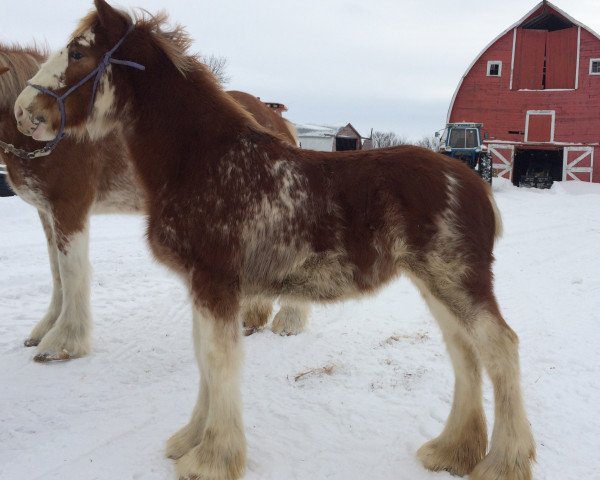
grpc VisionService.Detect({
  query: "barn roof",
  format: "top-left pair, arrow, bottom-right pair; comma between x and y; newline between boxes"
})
295,124 -> 340,138
446,1 -> 600,123
295,123 -> 362,139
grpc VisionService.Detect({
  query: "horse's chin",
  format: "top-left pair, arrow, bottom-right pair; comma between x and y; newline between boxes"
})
31,123 -> 56,142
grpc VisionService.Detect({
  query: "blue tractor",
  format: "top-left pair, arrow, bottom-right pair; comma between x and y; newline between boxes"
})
436,122 -> 492,184
0,164 -> 15,197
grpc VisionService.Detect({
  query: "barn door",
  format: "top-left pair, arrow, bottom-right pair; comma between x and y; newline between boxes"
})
546,27 -> 578,89
563,147 -> 593,181
525,110 -> 554,142
513,28 -> 546,90
489,144 -> 514,180
512,27 -> 578,90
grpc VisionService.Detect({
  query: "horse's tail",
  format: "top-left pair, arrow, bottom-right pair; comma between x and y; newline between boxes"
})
488,191 -> 503,241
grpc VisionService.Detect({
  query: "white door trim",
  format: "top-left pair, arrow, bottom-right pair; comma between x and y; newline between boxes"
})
563,146 -> 593,181
489,144 -> 514,179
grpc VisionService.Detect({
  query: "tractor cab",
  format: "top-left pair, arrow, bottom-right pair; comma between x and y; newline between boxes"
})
436,123 -> 492,183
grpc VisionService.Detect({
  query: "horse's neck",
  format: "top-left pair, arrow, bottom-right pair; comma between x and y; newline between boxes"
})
125,72 -> 256,196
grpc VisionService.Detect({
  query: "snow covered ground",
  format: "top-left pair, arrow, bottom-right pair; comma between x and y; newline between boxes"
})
1,178 -> 599,480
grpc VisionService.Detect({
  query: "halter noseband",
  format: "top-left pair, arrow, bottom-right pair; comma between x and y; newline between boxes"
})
1,24 -> 145,160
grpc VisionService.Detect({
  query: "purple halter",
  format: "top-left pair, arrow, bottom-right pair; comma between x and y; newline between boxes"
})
22,24 -> 145,159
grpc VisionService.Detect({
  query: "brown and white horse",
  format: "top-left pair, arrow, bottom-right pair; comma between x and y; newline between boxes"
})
14,2 -> 535,479
1,45 -> 305,362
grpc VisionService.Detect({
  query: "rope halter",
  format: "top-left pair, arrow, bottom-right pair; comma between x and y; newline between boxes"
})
2,24 -> 145,160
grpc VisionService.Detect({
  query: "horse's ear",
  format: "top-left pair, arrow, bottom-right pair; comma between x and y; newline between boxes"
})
94,0 -> 129,33
0,67 -> 9,76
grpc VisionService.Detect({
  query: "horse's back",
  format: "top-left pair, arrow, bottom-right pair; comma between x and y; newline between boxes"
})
227,91 -> 297,146
298,145 -> 497,249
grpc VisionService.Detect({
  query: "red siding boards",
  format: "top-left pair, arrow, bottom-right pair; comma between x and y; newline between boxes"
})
513,28 -> 546,90
527,114 -> 553,142
546,27 -> 578,89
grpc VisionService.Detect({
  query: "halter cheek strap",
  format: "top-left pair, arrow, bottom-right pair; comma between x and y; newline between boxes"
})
1,24 -> 145,160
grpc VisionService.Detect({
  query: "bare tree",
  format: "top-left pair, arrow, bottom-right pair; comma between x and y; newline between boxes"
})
202,54 -> 231,86
414,135 -> 438,151
371,130 -> 409,148
370,130 -> 439,151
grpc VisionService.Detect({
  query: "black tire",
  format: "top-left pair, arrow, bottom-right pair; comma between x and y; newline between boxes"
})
0,174 -> 15,197
478,152 -> 492,184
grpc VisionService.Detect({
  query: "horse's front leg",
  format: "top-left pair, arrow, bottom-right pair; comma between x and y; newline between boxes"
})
174,293 -> 246,480
166,307 -> 210,460
24,210 -> 63,347
33,212 -> 92,362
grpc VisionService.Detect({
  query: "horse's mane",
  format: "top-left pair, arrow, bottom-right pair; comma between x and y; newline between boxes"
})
0,42 -> 47,111
133,10 -> 199,77
75,9 -> 206,78
74,8 -> 262,128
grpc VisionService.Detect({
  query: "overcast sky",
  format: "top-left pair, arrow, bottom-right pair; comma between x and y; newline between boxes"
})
3,0 -> 599,139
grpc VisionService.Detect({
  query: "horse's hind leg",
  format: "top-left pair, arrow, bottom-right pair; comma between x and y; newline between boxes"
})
413,279 -> 487,475
469,308 -> 535,480
25,210 -> 63,347
413,273 -> 535,480
34,213 -> 92,362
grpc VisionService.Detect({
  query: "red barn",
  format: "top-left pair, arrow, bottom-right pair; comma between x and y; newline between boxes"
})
448,1 -> 600,184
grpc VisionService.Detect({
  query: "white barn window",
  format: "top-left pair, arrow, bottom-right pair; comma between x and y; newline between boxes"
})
590,58 -> 600,75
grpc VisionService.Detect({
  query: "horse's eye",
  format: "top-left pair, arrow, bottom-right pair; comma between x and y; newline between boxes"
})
69,51 -> 84,61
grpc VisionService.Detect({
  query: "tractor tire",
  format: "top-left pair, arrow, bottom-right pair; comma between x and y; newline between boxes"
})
0,175 -> 14,197
478,152 -> 492,184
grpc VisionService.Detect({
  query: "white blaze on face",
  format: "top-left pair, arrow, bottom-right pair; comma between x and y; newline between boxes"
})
31,48 -> 69,89
17,48 -> 68,105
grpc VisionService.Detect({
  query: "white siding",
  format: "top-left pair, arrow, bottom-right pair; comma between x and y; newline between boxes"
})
299,136 -> 335,151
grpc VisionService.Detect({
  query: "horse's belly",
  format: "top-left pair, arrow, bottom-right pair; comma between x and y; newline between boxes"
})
275,250 -> 358,301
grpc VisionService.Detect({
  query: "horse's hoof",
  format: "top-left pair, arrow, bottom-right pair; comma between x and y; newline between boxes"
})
243,326 -> 261,336
24,338 -> 41,347
34,349 -> 71,362
271,309 -> 307,336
